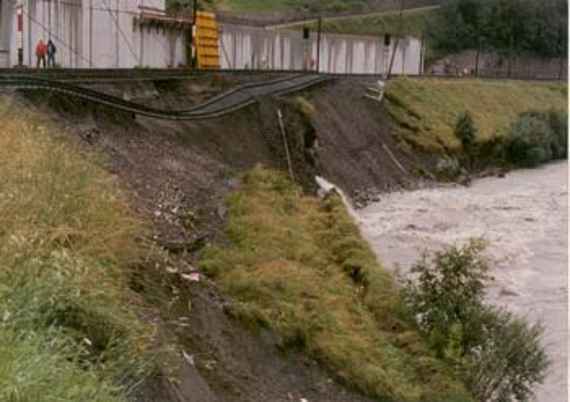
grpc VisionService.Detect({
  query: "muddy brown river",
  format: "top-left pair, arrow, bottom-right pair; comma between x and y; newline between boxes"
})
358,162 -> 568,402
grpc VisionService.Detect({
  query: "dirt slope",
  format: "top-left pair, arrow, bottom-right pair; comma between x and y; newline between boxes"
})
12,74 -> 431,402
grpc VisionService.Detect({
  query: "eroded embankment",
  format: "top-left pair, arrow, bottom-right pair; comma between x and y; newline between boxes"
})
6,74 -> 565,402
6,75 -> 435,402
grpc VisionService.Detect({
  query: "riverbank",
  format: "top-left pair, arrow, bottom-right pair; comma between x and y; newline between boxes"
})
2,73 -> 566,401
358,161 -> 568,402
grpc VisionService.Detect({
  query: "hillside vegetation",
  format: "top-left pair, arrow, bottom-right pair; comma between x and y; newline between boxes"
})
0,99 -> 154,401
429,0 -> 568,59
303,6 -> 439,38
169,0 -> 442,14
384,78 -> 567,152
200,167 -> 473,402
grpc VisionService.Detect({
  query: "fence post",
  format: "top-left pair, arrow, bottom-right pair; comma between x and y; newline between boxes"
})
475,37 -> 481,77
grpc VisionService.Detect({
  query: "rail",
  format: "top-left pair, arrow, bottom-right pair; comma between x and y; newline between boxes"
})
0,74 -> 330,120
0,68 -> 563,82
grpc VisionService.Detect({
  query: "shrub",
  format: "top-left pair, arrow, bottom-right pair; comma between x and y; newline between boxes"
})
463,307 -> 549,402
402,240 -> 550,402
506,113 -> 554,167
402,240 -> 491,357
505,109 -> 568,167
455,111 -> 477,154
546,109 -> 568,159
436,156 -> 462,179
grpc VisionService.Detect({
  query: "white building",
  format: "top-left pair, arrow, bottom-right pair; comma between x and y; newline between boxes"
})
220,24 -> 424,75
0,0 -> 189,68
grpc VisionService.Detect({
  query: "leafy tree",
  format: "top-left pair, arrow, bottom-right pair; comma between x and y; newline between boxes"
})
402,240 -> 550,402
430,0 -> 568,58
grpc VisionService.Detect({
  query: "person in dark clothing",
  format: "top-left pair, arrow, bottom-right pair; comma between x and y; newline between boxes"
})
47,40 -> 57,68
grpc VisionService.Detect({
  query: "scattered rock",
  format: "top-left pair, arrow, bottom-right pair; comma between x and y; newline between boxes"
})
499,288 -> 519,297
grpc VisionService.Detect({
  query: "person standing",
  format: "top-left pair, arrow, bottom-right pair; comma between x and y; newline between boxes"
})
47,40 -> 57,68
35,39 -> 47,68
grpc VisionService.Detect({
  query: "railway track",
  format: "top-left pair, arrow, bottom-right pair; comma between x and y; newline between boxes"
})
0,74 -> 329,120
0,68 -> 561,83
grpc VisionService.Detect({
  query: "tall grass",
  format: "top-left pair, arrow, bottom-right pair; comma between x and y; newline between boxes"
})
0,103 -> 153,401
200,167 -> 473,402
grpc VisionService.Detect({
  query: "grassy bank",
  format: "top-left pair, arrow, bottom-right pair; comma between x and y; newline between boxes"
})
0,100 -> 153,401
200,167 -> 472,402
384,78 -> 567,153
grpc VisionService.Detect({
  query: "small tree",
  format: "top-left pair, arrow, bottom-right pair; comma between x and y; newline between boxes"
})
455,111 -> 478,155
402,239 -> 490,357
403,240 -> 550,402
506,113 -> 554,167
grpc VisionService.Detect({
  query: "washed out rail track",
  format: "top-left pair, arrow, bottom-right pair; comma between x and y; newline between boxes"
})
0,73 -> 329,120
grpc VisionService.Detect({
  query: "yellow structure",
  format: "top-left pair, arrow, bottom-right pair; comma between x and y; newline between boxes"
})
195,11 -> 220,69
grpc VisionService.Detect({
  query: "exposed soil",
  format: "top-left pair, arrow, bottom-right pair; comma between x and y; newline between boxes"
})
11,74 -> 436,402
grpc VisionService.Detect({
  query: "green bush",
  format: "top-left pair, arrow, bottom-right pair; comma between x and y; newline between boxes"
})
455,111 -> 477,153
402,240 -> 550,402
547,109 -> 568,159
505,111 -> 558,167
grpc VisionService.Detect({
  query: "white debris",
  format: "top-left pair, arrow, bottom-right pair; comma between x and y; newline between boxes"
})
181,272 -> 201,282
182,351 -> 195,366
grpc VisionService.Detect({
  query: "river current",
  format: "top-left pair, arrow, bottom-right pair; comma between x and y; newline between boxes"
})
358,162 -> 568,402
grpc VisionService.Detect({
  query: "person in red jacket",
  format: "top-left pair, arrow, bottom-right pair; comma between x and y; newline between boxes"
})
36,39 -> 47,69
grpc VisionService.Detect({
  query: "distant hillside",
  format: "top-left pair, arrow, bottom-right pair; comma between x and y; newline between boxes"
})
167,0 -> 443,18
213,0 -> 442,13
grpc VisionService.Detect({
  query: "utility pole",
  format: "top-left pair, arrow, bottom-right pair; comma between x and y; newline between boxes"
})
475,36 -> 481,77
316,16 -> 322,73
192,0 -> 198,69
387,0 -> 404,79
89,0 -> 93,67
16,1 -> 24,66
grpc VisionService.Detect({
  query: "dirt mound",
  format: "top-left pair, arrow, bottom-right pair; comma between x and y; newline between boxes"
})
13,74 -> 432,402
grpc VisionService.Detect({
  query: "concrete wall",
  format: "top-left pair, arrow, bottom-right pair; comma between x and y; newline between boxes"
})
0,0 -> 13,67
3,0 -> 186,68
220,24 -> 423,75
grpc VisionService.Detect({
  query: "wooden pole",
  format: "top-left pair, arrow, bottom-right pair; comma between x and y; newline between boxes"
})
316,16 -> 322,72
192,0 -> 198,68
475,37 -> 481,77
387,0 -> 404,79
89,0 -> 93,67
277,109 -> 295,181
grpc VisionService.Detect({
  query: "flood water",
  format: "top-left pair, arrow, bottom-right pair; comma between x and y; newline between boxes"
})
358,162 -> 568,402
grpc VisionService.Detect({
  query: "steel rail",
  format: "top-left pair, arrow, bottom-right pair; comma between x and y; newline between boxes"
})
0,68 -> 562,83
0,74 -> 329,121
